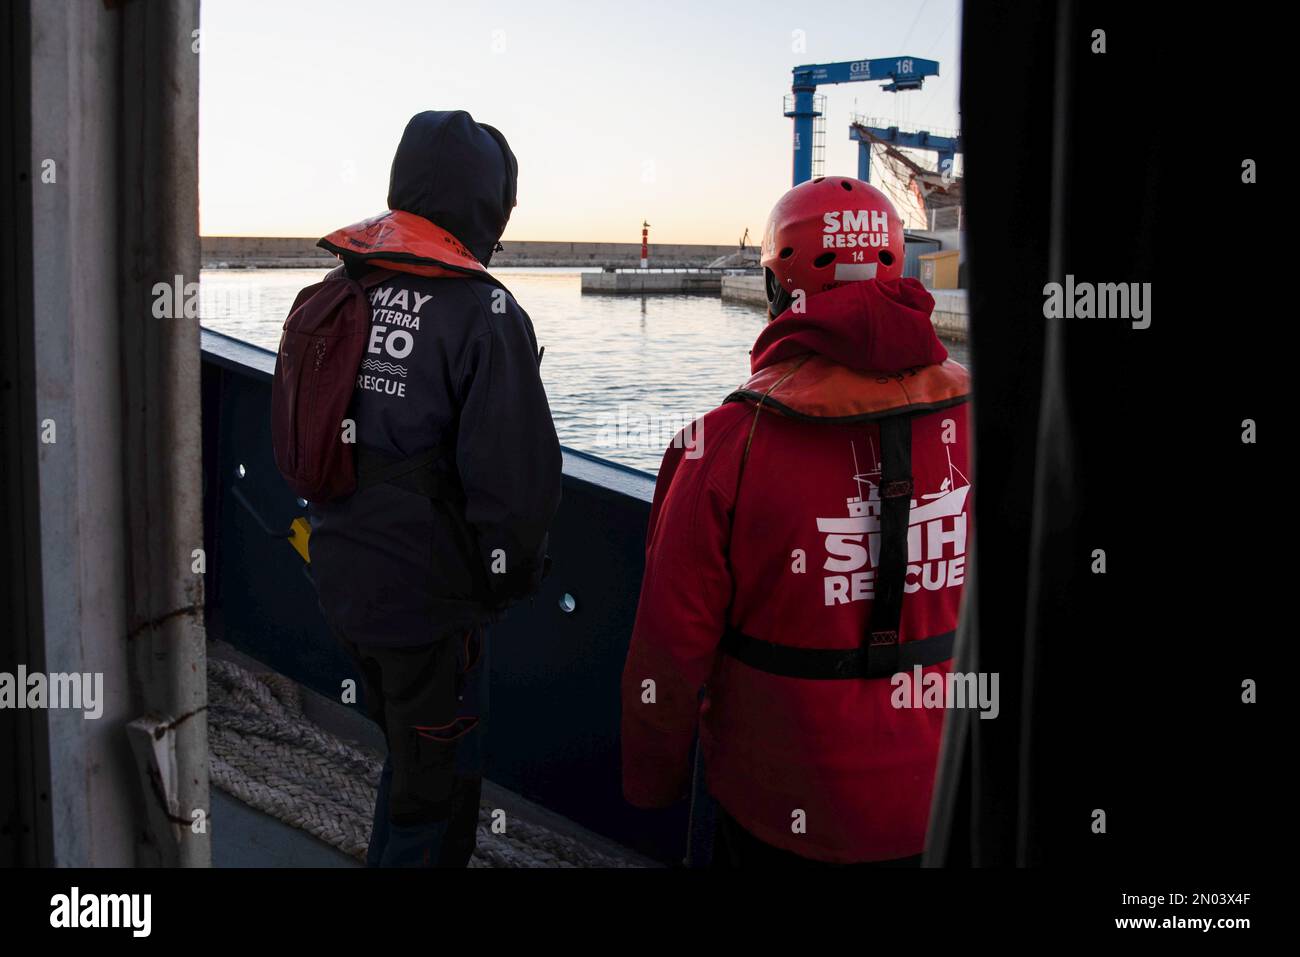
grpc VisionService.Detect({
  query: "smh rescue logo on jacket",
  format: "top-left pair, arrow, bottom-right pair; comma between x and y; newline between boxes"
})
818,438 -> 970,606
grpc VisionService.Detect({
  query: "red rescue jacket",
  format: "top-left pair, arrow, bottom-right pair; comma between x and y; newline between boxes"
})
620,278 -> 971,863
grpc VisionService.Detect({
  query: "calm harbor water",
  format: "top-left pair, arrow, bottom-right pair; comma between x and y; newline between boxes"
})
200,267 -> 968,474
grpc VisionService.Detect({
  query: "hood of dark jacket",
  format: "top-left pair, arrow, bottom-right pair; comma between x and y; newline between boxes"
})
387,110 -> 518,266
749,277 -> 948,374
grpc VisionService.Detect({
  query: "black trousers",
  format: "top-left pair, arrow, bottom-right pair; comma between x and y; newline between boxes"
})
341,629 -> 487,867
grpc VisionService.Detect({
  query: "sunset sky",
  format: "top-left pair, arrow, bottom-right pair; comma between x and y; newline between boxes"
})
198,0 -> 961,244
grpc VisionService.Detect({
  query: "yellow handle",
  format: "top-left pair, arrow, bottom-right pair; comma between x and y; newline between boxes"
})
288,516 -> 311,563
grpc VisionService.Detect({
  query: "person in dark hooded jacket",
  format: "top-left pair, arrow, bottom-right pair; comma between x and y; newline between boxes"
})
620,178 -> 972,866
307,111 -> 561,867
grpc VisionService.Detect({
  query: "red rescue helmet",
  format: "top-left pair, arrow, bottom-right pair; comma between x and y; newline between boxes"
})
761,176 -> 905,316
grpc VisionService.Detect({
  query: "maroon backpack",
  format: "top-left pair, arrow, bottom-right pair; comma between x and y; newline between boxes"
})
271,268 -> 395,502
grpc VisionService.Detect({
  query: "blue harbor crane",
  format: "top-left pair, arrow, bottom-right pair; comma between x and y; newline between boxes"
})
850,118 -> 963,184
785,55 -> 940,185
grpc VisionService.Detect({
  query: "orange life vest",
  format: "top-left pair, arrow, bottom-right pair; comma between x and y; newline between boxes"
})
318,209 -> 501,285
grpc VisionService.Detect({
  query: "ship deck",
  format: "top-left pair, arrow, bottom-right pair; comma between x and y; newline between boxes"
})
208,640 -> 657,868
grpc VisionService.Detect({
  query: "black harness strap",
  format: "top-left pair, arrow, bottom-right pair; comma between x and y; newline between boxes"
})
721,627 -> 954,680
355,446 -> 464,502
867,414 -> 914,676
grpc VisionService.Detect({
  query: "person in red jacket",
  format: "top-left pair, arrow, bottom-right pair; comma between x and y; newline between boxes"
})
620,176 -> 971,866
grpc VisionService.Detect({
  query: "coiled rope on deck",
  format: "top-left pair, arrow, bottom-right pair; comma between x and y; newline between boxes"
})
207,658 -> 638,868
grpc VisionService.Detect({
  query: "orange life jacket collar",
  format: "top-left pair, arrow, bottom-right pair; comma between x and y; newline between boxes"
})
727,354 -> 970,422
318,210 -> 502,286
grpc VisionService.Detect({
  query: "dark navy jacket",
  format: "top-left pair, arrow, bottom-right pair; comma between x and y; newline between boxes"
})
308,111 -> 561,647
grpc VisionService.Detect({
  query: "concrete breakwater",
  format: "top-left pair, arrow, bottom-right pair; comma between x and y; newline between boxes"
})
200,240 -> 968,339
720,274 -> 768,306
719,275 -> 968,341
202,236 -> 742,269
580,270 -> 733,295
